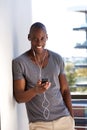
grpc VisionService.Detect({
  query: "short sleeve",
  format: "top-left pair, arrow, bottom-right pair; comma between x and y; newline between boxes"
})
59,58 -> 65,74
12,60 -> 24,80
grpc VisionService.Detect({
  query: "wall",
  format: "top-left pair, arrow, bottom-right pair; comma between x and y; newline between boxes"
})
0,0 -> 32,130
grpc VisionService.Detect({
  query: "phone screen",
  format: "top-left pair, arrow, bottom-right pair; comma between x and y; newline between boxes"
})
42,78 -> 48,84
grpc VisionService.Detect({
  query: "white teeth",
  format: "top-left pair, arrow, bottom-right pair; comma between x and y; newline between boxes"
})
37,46 -> 42,48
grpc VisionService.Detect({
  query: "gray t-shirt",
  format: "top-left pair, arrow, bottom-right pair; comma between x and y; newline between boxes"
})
12,50 -> 70,123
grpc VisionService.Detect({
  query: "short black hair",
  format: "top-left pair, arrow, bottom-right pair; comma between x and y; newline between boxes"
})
29,22 -> 47,34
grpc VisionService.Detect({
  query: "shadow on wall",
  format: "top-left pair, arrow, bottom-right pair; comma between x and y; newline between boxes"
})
12,0 -> 32,59
11,0 -> 32,130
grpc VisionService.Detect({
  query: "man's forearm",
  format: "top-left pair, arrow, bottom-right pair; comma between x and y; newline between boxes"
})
62,90 -> 74,117
14,87 -> 37,103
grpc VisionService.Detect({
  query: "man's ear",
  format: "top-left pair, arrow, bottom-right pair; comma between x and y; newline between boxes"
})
28,34 -> 31,41
46,34 -> 48,40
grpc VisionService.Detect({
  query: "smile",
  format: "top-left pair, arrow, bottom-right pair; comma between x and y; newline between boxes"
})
36,46 -> 42,49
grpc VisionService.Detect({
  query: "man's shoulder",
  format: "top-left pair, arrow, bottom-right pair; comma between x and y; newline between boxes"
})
12,51 -> 28,64
13,51 -> 28,61
49,50 -> 62,59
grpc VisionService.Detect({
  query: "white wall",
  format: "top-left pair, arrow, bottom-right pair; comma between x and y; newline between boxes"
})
0,0 -> 32,130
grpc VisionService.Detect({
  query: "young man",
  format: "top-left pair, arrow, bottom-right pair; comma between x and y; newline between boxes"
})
12,22 -> 75,130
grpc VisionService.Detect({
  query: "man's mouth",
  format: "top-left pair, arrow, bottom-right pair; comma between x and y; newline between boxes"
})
36,46 -> 42,49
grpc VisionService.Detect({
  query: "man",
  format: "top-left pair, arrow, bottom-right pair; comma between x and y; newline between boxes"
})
12,22 -> 75,130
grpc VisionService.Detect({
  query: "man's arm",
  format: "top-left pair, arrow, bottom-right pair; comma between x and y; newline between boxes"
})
13,79 -> 37,103
59,74 -> 74,117
13,79 -> 51,103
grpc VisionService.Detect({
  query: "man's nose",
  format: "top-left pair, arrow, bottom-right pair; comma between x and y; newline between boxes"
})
36,39 -> 41,43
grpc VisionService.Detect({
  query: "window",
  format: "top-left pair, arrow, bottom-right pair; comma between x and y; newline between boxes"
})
32,1 -> 87,129
32,0 -> 87,97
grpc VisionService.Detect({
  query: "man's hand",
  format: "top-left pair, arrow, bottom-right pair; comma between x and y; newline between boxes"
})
34,80 -> 51,94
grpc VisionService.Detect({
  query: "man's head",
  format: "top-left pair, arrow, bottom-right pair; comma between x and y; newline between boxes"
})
28,22 -> 48,54
29,22 -> 47,36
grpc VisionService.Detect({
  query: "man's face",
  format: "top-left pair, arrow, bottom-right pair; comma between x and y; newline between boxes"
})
29,29 -> 48,54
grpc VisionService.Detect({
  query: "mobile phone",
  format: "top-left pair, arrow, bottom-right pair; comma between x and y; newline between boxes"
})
42,78 -> 48,84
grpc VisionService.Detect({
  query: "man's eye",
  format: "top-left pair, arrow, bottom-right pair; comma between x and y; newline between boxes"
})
32,38 -> 37,41
31,37 -> 46,42
41,37 -> 46,41
41,37 -> 44,40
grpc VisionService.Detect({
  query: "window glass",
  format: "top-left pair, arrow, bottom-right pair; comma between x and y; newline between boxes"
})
32,0 -> 87,95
